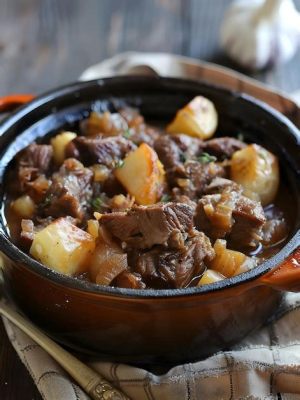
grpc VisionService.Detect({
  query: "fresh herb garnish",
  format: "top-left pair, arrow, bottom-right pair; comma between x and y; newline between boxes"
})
180,152 -> 188,163
91,194 -> 110,211
161,194 -> 171,203
197,152 -> 217,164
91,197 -> 103,211
115,160 -> 125,169
40,194 -> 52,208
123,128 -> 132,139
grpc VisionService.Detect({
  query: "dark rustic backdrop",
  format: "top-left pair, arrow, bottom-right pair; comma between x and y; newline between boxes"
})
1,0 -> 300,399
1,0 -> 300,96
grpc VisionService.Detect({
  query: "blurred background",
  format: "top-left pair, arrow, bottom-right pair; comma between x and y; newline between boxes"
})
0,0 -> 300,96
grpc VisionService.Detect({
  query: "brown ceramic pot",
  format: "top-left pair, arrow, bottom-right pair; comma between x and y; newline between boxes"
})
0,77 -> 299,364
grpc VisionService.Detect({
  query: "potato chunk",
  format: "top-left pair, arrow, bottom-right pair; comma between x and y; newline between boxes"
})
208,239 -> 256,277
11,195 -> 35,218
166,96 -> 218,139
230,144 -> 279,206
51,131 -> 77,165
198,269 -> 225,285
30,218 -> 95,275
115,143 -> 165,205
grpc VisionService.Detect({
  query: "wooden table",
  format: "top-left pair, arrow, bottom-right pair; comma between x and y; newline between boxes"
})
0,0 -> 300,398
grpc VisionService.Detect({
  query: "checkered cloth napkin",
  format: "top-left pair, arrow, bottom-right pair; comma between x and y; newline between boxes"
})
2,53 -> 300,399
3,292 -> 300,400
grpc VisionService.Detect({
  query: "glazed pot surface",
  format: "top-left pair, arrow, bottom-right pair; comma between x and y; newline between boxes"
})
2,253 -> 282,364
0,77 -> 299,363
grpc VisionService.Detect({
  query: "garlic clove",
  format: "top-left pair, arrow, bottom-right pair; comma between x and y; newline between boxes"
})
220,0 -> 300,70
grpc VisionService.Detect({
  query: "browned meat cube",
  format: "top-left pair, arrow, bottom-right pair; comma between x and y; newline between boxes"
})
195,191 -> 266,248
17,143 -> 53,189
132,231 -> 214,289
66,135 -> 136,168
100,202 -> 194,249
203,137 -> 246,159
43,158 -> 93,221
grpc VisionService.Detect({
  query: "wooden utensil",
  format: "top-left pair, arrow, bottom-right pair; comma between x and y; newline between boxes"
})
0,299 -> 130,400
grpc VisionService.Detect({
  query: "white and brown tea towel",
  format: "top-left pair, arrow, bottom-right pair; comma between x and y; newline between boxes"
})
4,292 -> 300,399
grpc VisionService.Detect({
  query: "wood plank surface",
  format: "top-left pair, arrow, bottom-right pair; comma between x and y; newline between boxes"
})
0,0 -> 299,398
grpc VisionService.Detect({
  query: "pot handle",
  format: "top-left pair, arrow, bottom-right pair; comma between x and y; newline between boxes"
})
0,94 -> 35,113
257,247 -> 300,292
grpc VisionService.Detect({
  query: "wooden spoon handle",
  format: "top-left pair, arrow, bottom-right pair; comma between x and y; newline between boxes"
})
0,301 -> 130,400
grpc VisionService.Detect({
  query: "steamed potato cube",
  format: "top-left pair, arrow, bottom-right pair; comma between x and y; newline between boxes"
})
115,143 -> 165,205
230,144 -> 279,206
30,218 -> 95,275
198,269 -> 225,285
51,131 -> 77,165
11,195 -> 36,218
166,96 -> 218,139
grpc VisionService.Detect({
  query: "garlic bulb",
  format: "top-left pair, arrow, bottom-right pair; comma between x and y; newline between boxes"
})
220,0 -> 300,69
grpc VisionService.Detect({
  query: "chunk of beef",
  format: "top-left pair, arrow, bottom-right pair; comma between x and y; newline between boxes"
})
170,192 -> 197,211
195,191 -> 266,248
101,175 -> 126,197
203,137 -> 246,159
18,143 -> 53,172
112,271 -> 146,289
26,175 -> 51,203
132,231 -> 214,289
154,135 -> 225,200
17,144 -> 53,189
100,202 -> 194,249
204,177 -> 242,195
169,161 -> 226,200
229,196 -> 266,248
154,134 -> 202,170
43,158 -> 93,221
129,126 -> 161,147
66,136 -> 136,168
195,192 -> 236,239
154,135 -> 181,170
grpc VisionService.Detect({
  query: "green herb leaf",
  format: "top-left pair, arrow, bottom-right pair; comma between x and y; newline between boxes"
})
115,160 -> 125,169
40,194 -> 52,208
197,152 -> 217,164
91,197 -> 103,210
180,152 -> 188,163
161,194 -> 171,203
123,128 -> 132,139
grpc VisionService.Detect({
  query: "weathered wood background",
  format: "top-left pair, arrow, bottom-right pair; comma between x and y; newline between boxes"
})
0,0 -> 300,398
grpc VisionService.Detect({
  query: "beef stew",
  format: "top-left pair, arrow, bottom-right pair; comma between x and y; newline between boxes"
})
4,96 -> 289,289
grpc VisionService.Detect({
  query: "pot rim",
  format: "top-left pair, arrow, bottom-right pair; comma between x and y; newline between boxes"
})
0,75 -> 299,299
